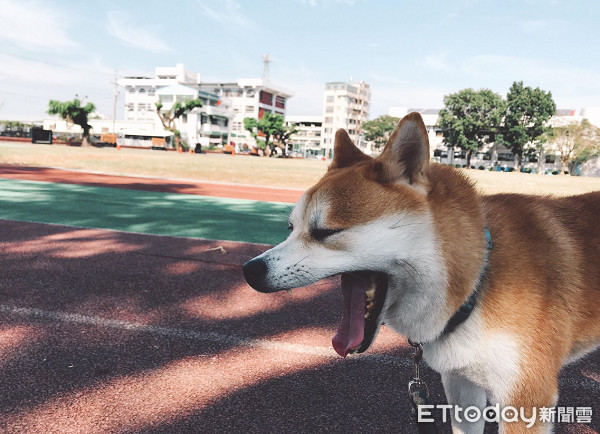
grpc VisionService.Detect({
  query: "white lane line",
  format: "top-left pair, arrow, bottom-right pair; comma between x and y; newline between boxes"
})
0,304 -> 409,367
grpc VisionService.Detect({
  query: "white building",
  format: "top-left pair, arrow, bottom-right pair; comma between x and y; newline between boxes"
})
115,64 -> 234,148
199,79 -> 293,151
155,84 -> 232,148
581,107 -> 600,127
321,80 -> 371,158
118,64 -> 201,124
285,115 -> 323,157
42,117 -> 160,137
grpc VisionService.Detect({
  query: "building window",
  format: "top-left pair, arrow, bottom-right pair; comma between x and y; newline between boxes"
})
258,108 -> 271,119
259,91 -> 273,105
246,106 -> 254,113
325,106 -> 334,113
545,154 -> 556,164
246,89 -> 255,97
324,117 -> 333,123
326,95 -> 334,103
126,103 -> 134,112
275,95 -> 285,109
139,88 -> 146,93
182,114 -> 187,124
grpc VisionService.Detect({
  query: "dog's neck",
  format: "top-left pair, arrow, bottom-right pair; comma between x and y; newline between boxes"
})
427,165 -> 487,322
384,165 -> 488,342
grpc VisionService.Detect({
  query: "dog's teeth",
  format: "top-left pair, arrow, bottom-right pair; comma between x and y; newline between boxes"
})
285,289 -> 293,295
366,287 -> 375,301
364,313 -> 370,319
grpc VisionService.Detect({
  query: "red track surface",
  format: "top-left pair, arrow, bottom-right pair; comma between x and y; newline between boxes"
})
0,164 -> 304,203
0,165 -> 598,433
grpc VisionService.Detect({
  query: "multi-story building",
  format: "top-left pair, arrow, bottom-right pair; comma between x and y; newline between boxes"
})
116,64 -> 292,150
284,115 -> 323,157
320,80 -> 370,158
118,64 -> 201,124
154,84 -> 232,148
117,64 -> 233,147
199,79 -> 293,151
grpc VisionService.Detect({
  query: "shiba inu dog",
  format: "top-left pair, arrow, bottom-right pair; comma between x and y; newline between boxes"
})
243,113 -> 600,433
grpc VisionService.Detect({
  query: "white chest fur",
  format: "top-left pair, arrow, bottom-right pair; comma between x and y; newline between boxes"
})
422,311 -> 522,404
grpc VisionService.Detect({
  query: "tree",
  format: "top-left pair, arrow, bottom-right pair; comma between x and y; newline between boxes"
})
48,98 -> 96,146
274,122 -> 299,157
244,112 -> 286,156
0,121 -> 32,137
362,115 -> 401,150
243,117 -> 262,150
155,98 -> 203,150
549,119 -> 600,175
497,81 -> 556,172
438,88 -> 505,168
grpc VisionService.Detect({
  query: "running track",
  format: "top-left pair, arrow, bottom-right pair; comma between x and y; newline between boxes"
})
0,163 -> 598,433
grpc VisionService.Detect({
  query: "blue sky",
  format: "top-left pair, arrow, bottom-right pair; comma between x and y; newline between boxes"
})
1,0 -> 599,121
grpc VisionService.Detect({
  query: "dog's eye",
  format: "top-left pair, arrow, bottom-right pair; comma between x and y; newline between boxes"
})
311,228 -> 343,241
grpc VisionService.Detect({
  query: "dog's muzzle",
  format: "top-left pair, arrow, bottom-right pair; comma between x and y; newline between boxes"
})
242,257 -> 271,292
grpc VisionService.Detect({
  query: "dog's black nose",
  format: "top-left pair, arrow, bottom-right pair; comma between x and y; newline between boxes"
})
242,257 -> 268,290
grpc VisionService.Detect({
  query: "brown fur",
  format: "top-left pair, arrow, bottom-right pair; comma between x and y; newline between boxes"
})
273,112 -> 599,432
320,115 -> 600,430
480,191 -> 600,412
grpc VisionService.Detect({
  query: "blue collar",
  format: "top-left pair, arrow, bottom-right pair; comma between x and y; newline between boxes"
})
442,228 -> 493,336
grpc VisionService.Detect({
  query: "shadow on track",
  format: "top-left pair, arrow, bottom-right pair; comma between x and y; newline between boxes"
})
0,220 -> 598,433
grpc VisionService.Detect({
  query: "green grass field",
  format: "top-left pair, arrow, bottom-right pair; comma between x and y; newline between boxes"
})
2,141 -> 600,196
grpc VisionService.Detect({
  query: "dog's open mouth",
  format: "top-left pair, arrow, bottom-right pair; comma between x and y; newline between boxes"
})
332,271 -> 388,357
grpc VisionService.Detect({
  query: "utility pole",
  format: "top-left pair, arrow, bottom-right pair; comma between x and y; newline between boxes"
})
112,70 -> 119,134
262,53 -> 270,80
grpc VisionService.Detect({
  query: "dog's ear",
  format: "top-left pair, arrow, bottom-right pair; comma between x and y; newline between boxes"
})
377,112 -> 430,185
329,129 -> 371,170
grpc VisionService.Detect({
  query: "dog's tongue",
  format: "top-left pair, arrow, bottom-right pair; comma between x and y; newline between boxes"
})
332,273 -> 366,357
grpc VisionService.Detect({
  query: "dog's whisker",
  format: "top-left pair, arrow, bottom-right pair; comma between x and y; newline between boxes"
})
269,192 -> 294,215
292,255 -> 310,268
396,259 -> 426,288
